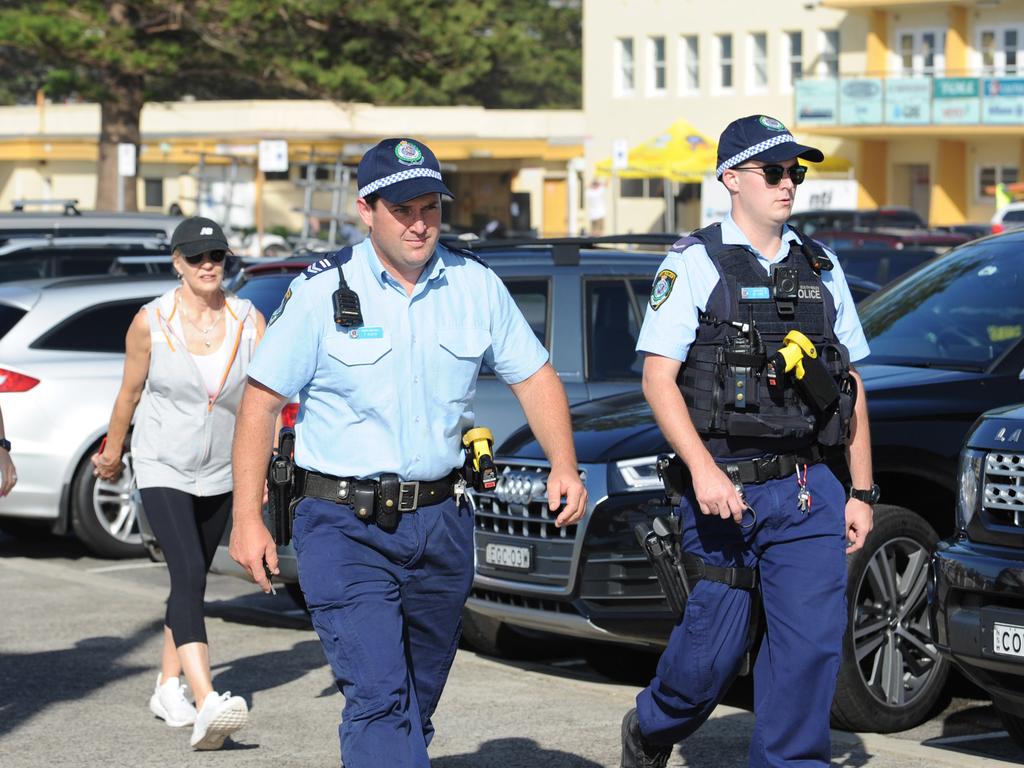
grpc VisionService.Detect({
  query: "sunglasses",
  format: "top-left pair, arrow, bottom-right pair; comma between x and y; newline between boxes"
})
731,164 -> 807,186
184,250 -> 227,265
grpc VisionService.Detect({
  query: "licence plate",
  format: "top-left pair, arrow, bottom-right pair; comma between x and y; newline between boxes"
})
993,622 -> 1024,658
485,543 -> 532,571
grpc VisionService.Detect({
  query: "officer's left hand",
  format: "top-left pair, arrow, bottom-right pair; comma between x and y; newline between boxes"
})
547,464 -> 587,528
845,499 -> 873,553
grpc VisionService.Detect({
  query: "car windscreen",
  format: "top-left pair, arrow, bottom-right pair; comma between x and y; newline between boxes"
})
234,273 -> 296,320
860,237 -> 1024,369
863,210 -> 925,229
0,303 -> 27,339
0,246 -> 171,283
836,248 -> 938,285
1002,209 -> 1024,224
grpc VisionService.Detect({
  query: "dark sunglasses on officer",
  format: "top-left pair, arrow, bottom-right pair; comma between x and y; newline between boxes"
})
184,249 -> 228,266
731,164 -> 807,186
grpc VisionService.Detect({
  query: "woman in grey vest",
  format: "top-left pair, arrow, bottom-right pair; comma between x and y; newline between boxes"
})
93,217 -> 265,750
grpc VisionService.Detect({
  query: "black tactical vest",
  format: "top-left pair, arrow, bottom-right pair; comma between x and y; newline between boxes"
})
675,224 -> 854,459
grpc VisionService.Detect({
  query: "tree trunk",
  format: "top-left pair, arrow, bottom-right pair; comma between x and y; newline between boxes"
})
95,74 -> 144,212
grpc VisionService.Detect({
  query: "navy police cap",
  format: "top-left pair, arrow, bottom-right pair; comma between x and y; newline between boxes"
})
715,115 -> 824,179
357,138 -> 454,203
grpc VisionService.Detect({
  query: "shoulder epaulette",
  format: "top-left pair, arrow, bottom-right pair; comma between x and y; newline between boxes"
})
303,248 -> 354,279
670,235 -> 703,254
447,245 -> 491,270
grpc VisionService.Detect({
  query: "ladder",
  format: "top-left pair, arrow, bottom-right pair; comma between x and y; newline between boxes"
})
292,149 -> 355,248
187,151 -> 252,236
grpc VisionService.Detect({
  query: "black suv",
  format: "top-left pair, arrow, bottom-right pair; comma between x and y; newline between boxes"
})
930,403 -> 1024,748
466,229 -> 1024,733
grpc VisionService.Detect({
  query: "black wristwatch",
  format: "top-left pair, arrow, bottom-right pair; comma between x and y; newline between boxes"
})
0,438 -> 10,452
849,483 -> 880,505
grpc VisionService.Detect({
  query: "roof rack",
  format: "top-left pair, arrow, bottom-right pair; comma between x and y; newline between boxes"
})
11,199 -> 81,216
466,233 -> 681,266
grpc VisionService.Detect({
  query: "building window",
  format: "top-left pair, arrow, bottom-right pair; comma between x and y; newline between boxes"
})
980,28 -> 1023,76
821,30 -> 839,78
782,31 -> 802,91
749,32 -> 768,92
615,37 -> 635,96
717,33 -> 734,91
895,29 -> 946,76
647,36 -> 666,95
899,33 -> 914,76
143,178 -> 163,209
680,35 -> 700,93
981,30 -> 997,75
978,166 -> 1020,201
620,178 -> 664,199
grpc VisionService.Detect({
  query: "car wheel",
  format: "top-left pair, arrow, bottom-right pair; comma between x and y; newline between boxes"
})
831,504 -> 950,733
999,708 -> 1024,750
70,448 -> 145,559
460,608 -> 507,656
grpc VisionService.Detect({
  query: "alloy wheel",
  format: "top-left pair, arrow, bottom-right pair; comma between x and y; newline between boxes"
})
90,454 -> 142,545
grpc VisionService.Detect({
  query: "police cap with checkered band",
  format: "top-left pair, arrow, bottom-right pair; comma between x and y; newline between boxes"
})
357,138 -> 454,203
715,115 -> 824,180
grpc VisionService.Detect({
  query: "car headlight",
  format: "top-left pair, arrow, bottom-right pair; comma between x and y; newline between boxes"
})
956,448 -> 985,531
614,455 -> 667,492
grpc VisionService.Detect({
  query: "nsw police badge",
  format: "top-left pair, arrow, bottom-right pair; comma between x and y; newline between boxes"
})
650,269 -> 677,310
395,140 -> 424,165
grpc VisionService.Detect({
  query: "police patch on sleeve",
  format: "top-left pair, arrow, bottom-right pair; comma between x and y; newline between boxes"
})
650,269 -> 677,310
268,289 -> 291,326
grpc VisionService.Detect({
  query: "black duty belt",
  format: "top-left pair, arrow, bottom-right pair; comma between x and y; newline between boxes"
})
721,445 -> 830,485
294,467 -> 457,512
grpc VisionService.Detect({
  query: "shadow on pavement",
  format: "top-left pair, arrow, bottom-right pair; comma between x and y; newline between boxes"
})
433,737 -> 604,767
211,638 -> 329,708
0,621 -> 156,738
0,529 -> 94,562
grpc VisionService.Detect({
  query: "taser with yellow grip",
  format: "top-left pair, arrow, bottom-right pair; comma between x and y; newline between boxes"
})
462,427 -> 498,491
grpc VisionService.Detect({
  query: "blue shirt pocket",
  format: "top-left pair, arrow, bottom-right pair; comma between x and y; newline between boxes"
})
323,332 -> 393,411
435,327 -> 491,405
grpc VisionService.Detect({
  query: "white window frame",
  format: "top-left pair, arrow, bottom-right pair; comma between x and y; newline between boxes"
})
781,30 -> 803,93
819,29 -> 840,78
977,25 -> 1023,76
893,28 -> 946,77
747,32 -> 768,94
977,165 -> 1020,202
715,33 -> 734,93
614,37 -> 635,97
647,36 -> 667,96
679,34 -> 700,95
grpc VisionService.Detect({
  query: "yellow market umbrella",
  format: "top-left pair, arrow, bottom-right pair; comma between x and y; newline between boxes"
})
596,119 -> 718,183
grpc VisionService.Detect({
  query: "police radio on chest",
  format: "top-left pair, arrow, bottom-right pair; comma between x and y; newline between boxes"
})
333,262 -> 363,327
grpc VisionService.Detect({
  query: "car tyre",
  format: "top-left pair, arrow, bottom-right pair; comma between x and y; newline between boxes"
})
70,446 -> 146,559
999,708 -> 1024,750
831,504 -> 950,732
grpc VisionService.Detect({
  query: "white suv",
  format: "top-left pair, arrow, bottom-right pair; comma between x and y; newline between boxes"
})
991,201 -> 1024,234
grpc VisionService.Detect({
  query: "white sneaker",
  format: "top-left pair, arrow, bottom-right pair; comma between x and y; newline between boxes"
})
190,691 -> 248,750
148,674 -> 197,727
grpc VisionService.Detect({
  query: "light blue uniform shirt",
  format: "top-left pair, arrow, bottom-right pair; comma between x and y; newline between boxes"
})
636,213 -> 871,363
248,239 -> 548,480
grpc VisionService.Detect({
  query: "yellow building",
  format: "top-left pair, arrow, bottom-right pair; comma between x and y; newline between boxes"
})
584,0 -> 1023,230
0,100 -> 585,237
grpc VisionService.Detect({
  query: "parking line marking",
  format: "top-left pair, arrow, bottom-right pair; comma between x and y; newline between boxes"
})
87,562 -> 167,574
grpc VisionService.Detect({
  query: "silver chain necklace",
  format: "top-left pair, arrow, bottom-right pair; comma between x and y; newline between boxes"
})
179,298 -> 224,348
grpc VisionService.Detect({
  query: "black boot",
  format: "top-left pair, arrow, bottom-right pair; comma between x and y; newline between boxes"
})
621,708 -> 671,768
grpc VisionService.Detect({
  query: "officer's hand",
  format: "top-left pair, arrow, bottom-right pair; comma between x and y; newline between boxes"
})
91,449 -> 124,482
693,461 -> 746,523
229,519 -> 279,593
0,449 -> 16,497
548,464 -> 587,528
845,499 -> 873,553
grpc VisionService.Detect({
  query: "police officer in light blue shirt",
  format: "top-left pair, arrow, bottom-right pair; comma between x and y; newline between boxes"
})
229,137 -> 586,768
620,116 -> 877,768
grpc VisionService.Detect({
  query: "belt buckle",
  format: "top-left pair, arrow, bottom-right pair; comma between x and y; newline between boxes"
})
398,481 -> 420,512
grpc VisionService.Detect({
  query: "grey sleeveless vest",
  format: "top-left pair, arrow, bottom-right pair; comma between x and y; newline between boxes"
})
131,288 -> 257,495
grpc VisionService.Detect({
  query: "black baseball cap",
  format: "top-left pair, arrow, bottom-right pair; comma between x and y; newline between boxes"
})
357,138 -> 453,203
170,216 -> 230,258
715,115 -> 824,179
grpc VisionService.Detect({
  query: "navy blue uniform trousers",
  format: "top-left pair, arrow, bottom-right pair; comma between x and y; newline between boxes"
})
636,462 -> 848,767
292,495 -> 474,768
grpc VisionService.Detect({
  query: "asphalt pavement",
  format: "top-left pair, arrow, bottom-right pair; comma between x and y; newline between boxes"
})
0,532 -> 1022,768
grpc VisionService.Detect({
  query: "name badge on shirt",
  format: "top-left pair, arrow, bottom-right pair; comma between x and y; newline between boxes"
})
349,326 -> 384,340
740,286 -> 771,300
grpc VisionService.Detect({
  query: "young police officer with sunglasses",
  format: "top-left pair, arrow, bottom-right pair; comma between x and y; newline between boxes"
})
620,115 -> 877,768
229,137 -> 586,768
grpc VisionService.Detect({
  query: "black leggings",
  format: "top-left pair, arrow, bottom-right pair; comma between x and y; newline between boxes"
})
140,487 -> 232,647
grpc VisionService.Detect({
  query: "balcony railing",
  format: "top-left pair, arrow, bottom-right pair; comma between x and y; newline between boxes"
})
794,74 -> 1024,127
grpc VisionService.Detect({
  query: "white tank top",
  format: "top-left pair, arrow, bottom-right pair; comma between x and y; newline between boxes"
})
190,332 -> 233,397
